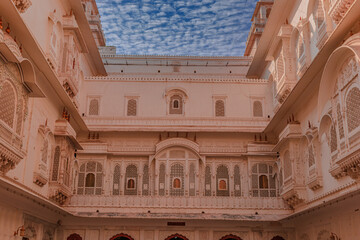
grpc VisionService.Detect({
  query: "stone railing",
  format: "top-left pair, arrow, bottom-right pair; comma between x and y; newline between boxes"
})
67,195 -> 289,210
83,117 -> 269,132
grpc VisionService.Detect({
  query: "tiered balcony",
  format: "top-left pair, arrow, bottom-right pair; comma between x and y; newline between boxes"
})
66,195 -> 291,218
329,0 -> 355,24
0,121 -> 24,173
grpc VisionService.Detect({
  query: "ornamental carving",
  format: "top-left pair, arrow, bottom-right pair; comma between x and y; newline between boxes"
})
337,56 -> 358,90
330,0 -> 355,24
12,0 -> 32,13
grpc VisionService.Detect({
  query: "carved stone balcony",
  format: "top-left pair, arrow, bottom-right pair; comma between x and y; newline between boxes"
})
329,0 -> 355,24
329,144 -> 360,179
54,119 -> 82,149
84,116 -> 269,133
280,180 -> 307,207
12,0 -> 32,13
66,195 -> 291,219
275,76 -> 295,104
49,182 -> 72,205
0,121 -> 25,174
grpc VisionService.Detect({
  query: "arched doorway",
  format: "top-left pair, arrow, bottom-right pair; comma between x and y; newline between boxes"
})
271,236 -> 285,240
220,234 -> 243,240
67,233 -> 82,240
165,233 -> 189,240
109,233 -> 134,240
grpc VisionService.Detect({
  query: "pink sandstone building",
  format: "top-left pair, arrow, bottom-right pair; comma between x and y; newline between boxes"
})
0,0 -> 360,239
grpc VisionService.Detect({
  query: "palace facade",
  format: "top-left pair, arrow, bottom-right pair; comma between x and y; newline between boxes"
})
0,0 -> 360,239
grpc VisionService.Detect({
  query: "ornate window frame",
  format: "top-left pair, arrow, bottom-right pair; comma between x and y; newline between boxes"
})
212,95 -> 227,117
165,88 -> 188,116
125,94 -> 139,116
87,96 -> 101,116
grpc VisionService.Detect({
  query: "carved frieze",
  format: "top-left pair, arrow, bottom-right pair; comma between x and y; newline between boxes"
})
329,0 -> 356,24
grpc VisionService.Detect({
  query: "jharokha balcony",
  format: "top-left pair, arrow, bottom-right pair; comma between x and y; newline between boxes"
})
65,195 -> 291,220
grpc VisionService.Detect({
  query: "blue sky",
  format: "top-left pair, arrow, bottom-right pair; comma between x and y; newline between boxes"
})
96,0 -> 257,56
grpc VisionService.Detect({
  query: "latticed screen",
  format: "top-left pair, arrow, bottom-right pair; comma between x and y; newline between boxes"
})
170,163 -> 184,196
296,34 -> 305,59
216,165 -> 229,196
51,146 -> 61,181
189,163 -> 195,196
159,163 -> 165,196
253,101 -> 263,117
88,99 -> 99,116
142,164 -> 149,196
276,51 -> 284,80
41,139 -> 49,164
330,124 -> 338,153
113,165 -> 120,195
169,95 -> 183,114
283,151 -> 292,179
125,164 -> 138,195
215,100 -> 225,117
234,165 -> 241,196
205,165 -> 211,196
308,145 -> 315,168
127,99 -> 137,116
77,162 -> 103,195
346,87 -> 360,132
0,81 -> 16,128
336,104 -> 345,139
16,99 -> 24,135
251,163 -> 277,197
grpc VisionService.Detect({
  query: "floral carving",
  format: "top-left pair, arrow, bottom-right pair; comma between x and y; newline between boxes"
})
12,0 -> 32,13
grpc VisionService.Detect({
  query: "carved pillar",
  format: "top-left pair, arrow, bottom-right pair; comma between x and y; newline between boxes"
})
211,162 -> 216,196
103,156 -> 111,196
165,159 -> 170,196
185,158 -> 189,196
229,162 -> 234,197
299,19 -> 312,68
138,162 -> 143,196
154,158 -> 159,196
196,158 -> 201,196
120,163 -> 126,195
279,24 -> 296,83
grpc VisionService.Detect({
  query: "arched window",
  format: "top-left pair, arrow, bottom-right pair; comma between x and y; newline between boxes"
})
346,87 -> 360,132
276,51 -> 285,81
169,95 -> 183,114
77,162 -> 103,195
125,164 -> 137,195
271,236 -> 285,240
16,98 -> 24,135
173,178 -> 181,188
51,146 -> 61,181
259,175 -> 268,188
0,81 -> 16,128
308,145 -> 315,168
283,150 -> 292,179
85,173 -> 95,187
205,165 -> 212,196
251,163 -> 277,197
215,100 -> 225,117
41,139 -> 49,164
159,163 -> 165,196
88,99 -> 99,116
330,123 -> 338,153
216,165 -> 229,196
165,234 -> 189,240
142,164 -> 149,196
253,100 -> 263,117
170,163 -> 184,196
113,165 -> 120,195
127,99 -> 137,116
234,165 -> 241,196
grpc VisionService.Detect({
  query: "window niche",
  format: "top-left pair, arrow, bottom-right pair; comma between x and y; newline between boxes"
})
213,95 -> 227,117
87,97 -> 100,116
165,88 -> 188,115
125,95 -> 139,116
251,97 -> 264,117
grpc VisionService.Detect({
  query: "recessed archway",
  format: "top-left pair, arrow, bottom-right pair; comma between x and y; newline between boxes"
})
220,234 -> 243,240
165,233 -> 189,240
271,236 -> 285,240
67,233 -> 82,240
109,233 -> 134,240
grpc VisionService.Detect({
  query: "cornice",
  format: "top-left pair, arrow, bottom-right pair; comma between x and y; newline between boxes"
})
85,74 -> 268,84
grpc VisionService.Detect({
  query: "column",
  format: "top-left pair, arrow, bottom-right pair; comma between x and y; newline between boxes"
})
120,163 -> 126,195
